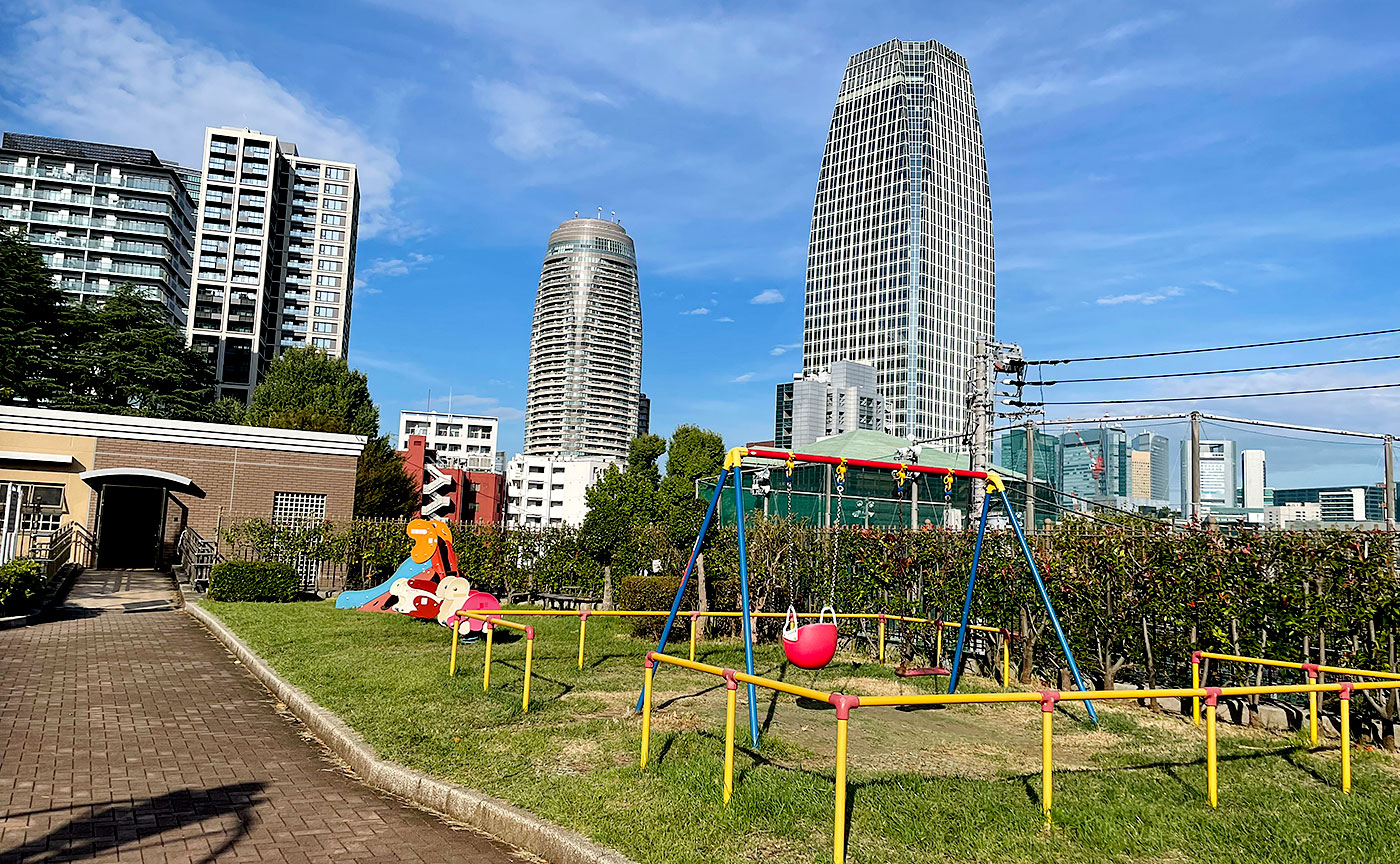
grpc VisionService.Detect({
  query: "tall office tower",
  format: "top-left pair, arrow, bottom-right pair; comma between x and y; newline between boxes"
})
774,361 -> 892,449
1131,431 -> 1171,502
1240,449 -> 1267,509
0,132 -> 195,326
522,216 -> 642,460
186,127 -> 359,402
1060,427 -> 1128,504
803,39 -> 994,442
1000,427 -> 1061,489
1180,439 -> 1238,513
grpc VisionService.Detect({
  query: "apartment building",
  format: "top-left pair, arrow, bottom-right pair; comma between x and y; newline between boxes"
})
0,132 -> 196,326
398,410 -> 502,472
186,126 -> 359,402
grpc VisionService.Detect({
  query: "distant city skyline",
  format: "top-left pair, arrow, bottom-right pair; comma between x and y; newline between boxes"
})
4,2 -> 1399,489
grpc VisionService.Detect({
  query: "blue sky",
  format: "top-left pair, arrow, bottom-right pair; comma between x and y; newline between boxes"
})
2,1 -> 1399,493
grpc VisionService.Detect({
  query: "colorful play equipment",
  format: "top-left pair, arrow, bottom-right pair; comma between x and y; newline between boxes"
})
643,446 -> 1100,746
781,606 -> 838,670
638,649 -> 1400,864
448,610 -> 536,712
335,518 -> 499,629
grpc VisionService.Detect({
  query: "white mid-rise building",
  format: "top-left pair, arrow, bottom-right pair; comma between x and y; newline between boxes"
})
1319,487 -> 1367,522
774,360 -> 891,449
1181,439 -> 1237,515
399,410 -> 501,472
804,39 -> 995,442
1241,449 -> 1267,510
186,126 -> 359,403
1262,501 -> 1322,528
505,454 -> 616,527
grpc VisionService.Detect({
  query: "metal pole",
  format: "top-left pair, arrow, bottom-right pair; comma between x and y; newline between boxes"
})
947,493 -> 992,693
824,464 -> 833,528
1190,411 -> 1202,521
1024,420 -> 1036,531
1385,434 -> 1395,530
733,462 -> 760,749
910,478 -> 918,529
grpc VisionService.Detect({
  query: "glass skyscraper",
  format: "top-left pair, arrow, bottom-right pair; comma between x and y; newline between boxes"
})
523,216 -> 642,460
803,39 -> 995,442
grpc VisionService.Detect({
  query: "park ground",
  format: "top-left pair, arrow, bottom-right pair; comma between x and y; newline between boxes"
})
203,600 -> 1400,864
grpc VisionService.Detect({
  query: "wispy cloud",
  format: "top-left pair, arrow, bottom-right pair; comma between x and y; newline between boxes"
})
732,372 -> 755,383
471,77 -> 610,159
1,2 -> 406,237
1200,279 -> 1236,293
1096,286 -> 1184,306
363,252 -> 433,279
681,307 -> 710,316
715,316 -> 734,323
769,342 -> 801,356
750,289 -> 785,305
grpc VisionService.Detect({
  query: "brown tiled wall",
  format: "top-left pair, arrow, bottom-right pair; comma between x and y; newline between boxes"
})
90,438 -> 358,538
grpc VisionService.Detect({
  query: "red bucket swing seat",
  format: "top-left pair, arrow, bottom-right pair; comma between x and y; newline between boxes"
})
782,605 -> 838,670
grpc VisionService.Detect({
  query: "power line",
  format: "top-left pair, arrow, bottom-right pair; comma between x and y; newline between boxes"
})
1009,382 -> 1400,407
1023,353 -> 1400,386
1201,420 -> 1378,447
1028,327 -> 1400,366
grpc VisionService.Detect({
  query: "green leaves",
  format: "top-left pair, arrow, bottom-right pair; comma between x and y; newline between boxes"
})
246,347 -> 379,436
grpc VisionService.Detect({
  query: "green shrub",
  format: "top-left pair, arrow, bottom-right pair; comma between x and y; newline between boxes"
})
617,573 -> 695,639
0,559 -> 46,615
208,560 -> 299,602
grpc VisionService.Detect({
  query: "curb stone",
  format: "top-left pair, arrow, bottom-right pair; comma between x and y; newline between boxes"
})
186,601 -> 639,864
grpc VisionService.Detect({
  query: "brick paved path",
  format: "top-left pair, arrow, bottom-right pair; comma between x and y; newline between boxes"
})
0,570 -> 526,863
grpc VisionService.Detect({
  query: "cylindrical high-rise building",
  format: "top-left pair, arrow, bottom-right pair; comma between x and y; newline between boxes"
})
523,217 -> 642,460
803,39 -> 995,444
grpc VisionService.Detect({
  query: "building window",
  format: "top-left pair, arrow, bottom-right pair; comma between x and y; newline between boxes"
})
315,275 -> 341,287
1,482 -> 64,533
323,183 -> 349,196
311,337 -> 336,350
325,167 -> 350,181
320,229 -> 344,241
318,244 -> 343,256
322,198 -> 346,211
317,260 -> 342,272
314,290 -> 341,302
312,321 -> 337,333
314,306 -> 337,318
322,214 -> 346,226
272,490 -> 326,523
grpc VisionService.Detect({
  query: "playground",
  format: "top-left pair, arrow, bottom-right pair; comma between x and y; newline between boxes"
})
203,448 -> 1400,863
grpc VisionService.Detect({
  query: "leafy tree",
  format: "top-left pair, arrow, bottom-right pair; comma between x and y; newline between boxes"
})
55,283 -> 220,420
665,424 -> 725,481
246,347 -> 379,435
355,435 -> 419,518
0,230 -> 68,405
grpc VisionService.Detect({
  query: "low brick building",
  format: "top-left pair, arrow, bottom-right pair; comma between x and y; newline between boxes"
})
398,434 -> 505,524
0,405 -> 364,569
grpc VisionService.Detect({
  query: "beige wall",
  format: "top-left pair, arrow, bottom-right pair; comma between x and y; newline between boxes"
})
0,430 -> 98,529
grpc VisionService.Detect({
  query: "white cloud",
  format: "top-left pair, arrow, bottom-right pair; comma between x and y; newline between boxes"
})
750,289 -> 785,305
1200,279 -> 1236,293
769,342 -> 801,356
1096,286 -> 1184,306
472,77 -> 608,160
715,316 -> 734,323
363,252 -> 433,279
2,3 -> 406,238
732,372 -> 755,383
681,307 -> 710,316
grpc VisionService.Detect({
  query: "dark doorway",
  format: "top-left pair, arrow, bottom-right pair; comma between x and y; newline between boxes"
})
96,485 -> 164,569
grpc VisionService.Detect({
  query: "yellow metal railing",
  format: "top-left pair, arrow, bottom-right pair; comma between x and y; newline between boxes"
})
448,612 -> 536,712
639,651 -> 1400,864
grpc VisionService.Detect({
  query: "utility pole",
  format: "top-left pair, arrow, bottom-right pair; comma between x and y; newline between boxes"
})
968,339 -> 991,513
1024,419 -> 1036,531
1385,434 -> 1395,531
1190,411 -> 1202,522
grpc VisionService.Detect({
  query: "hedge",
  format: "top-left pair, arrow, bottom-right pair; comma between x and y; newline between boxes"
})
0,559 -> 46,615
208,560 -> 299,602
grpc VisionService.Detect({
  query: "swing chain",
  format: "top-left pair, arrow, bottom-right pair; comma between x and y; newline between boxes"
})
786,456 -> 795,605
830,461 -> 845,604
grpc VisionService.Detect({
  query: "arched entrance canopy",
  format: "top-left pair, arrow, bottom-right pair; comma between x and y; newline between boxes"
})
79,468 -> 206,499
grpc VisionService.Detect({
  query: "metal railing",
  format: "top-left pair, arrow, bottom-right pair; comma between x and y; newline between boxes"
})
177,526 -> 221,590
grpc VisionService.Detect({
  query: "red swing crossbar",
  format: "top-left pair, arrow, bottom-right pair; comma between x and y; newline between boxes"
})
742,446 -> 991,480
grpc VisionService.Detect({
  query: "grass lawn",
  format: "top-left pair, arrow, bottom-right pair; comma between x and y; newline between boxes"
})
202,600 -> 1400,864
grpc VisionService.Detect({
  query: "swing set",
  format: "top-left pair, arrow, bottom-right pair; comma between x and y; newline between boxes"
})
641,446 -> 1099,745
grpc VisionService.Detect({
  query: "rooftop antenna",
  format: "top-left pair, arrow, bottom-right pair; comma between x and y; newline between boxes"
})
574,210 -> 579,218
449,387 -> 453,415
426,389 -> 431,412
610,210 -> 616,222
597,207 -> 603,219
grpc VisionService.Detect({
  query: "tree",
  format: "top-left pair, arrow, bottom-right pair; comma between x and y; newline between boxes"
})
356,435 -> 420,517
246,347 -> 379,435
245,348 -> 413,518
0,230 -> 68,405
665,424 -> 725,481
55,283 -> 220,420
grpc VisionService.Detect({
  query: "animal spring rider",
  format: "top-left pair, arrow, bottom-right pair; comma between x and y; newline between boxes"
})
336,518 -> 500,628
643,447 -> 1098,748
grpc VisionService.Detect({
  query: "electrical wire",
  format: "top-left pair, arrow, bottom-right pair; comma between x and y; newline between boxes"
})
1009,382 -> 1400,407
1023,353 -> 1400,386
1028,327 -> 1400,366
1200,420 -> 1379,447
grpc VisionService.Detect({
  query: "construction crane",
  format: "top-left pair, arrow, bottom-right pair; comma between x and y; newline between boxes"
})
1065,426 -> 1105,481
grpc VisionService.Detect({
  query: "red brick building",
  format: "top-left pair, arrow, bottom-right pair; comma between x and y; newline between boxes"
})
398,435 -> 505,525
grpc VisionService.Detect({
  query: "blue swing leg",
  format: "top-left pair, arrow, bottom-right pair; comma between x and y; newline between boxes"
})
997,486 -> 1098,724
636,468 -> 728,714
946,491 -> 991,694
733,463 -> 760,748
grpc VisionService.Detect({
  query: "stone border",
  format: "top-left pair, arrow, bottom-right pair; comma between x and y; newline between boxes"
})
186,601 -> 638,864
0,564 -> 82,630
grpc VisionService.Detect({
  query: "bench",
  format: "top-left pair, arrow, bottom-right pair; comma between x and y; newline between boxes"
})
538,587 -> 599,610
